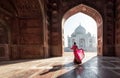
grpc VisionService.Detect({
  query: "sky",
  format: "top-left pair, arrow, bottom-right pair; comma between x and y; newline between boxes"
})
64,12 -> 97,47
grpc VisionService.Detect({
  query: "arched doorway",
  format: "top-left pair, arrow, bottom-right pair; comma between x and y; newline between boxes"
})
62,4 -> 103,56
0,19 -> 9,60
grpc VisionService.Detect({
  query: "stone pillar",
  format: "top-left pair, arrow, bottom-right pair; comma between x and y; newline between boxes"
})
103,1 -> 115,56
115,0 -> 120,57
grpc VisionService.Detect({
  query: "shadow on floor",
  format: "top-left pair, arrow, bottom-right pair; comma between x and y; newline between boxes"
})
39,62 -> 76,75
40,65 -> 63,75
56,58 -> 94,78
39,57 -> 97,78
57,65 -> 85,78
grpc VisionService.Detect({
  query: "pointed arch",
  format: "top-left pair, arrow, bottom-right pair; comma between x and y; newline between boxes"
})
62,4 -> 103,55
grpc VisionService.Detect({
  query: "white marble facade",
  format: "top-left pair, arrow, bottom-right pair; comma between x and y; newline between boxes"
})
67,24 -> 97,52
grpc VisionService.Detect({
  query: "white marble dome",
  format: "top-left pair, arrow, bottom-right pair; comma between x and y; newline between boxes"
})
74,25 -> 86,34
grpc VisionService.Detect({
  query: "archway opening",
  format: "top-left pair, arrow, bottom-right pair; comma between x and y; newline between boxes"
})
63,12 -> 97,61
62,4 -> 103,62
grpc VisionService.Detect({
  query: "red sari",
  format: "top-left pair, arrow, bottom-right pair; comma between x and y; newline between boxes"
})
71,45 -> 85,64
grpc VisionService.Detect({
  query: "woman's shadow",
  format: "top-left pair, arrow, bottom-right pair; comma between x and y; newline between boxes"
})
40,65 -> 63,75
39,62 -> 82,75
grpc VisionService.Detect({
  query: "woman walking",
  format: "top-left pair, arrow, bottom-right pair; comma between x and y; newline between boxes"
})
71,42 -> 85,64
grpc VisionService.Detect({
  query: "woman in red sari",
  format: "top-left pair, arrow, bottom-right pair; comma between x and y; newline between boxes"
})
71,42 -> 85,64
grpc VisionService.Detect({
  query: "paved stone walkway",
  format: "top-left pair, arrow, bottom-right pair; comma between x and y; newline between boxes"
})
0,52 -> 120,78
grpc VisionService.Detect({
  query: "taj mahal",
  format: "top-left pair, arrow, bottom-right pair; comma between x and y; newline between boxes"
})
64,24 -> 97,52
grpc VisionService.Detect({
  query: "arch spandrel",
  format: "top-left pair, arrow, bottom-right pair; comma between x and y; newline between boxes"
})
63,4 -> 102,26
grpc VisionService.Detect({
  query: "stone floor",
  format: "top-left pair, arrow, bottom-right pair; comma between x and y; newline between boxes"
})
0,52 -> 120,78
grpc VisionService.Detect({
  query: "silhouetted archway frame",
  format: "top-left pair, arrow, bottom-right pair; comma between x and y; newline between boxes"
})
62,4 -> 103,56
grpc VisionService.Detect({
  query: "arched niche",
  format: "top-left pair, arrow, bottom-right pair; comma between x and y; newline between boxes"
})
62,4 -> 103,56
0,19 -> 10,60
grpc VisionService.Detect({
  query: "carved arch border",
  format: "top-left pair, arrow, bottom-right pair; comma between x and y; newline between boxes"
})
62,4 -> 103,55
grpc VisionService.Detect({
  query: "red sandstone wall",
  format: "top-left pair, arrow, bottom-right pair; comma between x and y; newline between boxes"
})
0,10 -> 11,60
115,0 -> 120,57
11,18 -> 44,59
47,1 -> 63,57
0,0 -> 50,60
10,0 -> 47,59
0,0 -> 118,60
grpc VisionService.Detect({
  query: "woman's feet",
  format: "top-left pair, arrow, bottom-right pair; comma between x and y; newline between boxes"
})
74,59 -> 82,64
